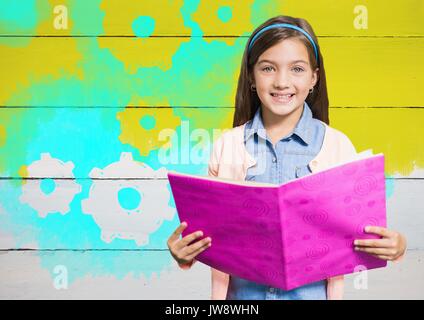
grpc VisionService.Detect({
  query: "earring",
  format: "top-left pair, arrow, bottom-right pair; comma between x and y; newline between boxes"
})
250,84 -> 256,92
309,87 -> 314,94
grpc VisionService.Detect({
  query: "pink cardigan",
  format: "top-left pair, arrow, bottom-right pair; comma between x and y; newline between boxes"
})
177,121 -> 399,299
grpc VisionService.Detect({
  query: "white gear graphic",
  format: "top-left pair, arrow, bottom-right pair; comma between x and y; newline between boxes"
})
19,153 -> 82,218
81,152 -> 174,246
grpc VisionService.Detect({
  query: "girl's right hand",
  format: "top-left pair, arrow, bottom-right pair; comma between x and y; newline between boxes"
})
167,222 -> 212,266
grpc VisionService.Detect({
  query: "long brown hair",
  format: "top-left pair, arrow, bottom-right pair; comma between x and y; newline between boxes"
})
233,15 -> 329,127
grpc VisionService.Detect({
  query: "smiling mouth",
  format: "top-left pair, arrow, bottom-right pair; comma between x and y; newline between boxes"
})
270,93 -> 295,103
270,93 -> 295,98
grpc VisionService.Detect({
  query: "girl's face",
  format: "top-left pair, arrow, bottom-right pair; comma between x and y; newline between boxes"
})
252,38 -> 318,118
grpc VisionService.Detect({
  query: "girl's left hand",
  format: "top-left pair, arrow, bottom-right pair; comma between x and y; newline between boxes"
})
354,226 -> 407,261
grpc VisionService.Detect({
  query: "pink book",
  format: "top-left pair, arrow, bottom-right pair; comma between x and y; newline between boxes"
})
167,152 -> 387,290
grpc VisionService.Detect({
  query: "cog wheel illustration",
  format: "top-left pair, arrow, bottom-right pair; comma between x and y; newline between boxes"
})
99,0 -> 191,72
19,153 -> 82,218
117,101 -> 181,157
191,1 -> 255,45
81,152 -> 174,246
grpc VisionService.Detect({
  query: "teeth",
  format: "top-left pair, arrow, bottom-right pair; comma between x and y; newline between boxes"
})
272,93 -> 293,98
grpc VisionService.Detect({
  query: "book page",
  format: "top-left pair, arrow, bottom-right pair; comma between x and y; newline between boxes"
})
275,150 -> 383,187
167,149 -> 382,189
167,170 -> 276,188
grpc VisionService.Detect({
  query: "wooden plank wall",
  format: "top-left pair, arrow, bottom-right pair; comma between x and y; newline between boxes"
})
0,0 -> 423,299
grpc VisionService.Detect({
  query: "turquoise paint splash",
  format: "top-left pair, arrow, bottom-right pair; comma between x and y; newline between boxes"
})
0,0 -> 44,46
0,0 -> 37,30
0,0 -> 186,281
0,0 -> 262,287
0,0 -> 173,284
140,115 -> 156,130
40,178 -> 56,195
217,6 -> 232,23
133,0 -> 246,127
118,187 -> 142,211
132,16 -> 155,38
385,176 -> 395,198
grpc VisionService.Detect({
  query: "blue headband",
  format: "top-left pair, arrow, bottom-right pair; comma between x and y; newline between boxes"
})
248,23 -> 319,64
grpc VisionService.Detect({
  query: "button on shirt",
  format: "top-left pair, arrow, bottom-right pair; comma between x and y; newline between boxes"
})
226,102 -> 327,300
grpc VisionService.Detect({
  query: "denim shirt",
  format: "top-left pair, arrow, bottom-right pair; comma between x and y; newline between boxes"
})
226,102 -> 328,300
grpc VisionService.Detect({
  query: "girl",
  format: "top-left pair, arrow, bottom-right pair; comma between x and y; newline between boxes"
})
167,15 -> 407,300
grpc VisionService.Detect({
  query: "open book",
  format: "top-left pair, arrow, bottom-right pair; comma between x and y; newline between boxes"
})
167,150 -> 387,291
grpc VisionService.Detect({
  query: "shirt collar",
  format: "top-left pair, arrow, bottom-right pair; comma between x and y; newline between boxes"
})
244,102 -> 313,145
